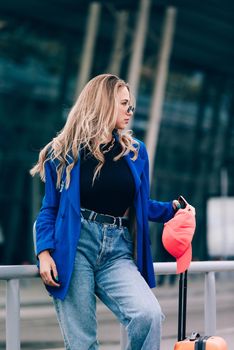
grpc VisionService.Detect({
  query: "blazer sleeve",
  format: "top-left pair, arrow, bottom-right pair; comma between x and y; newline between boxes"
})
140,141 -> 174,223
35,159 -> 60,257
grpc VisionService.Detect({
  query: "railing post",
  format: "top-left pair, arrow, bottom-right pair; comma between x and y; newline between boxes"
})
6,279 -> 20,350
204,271 -> 216,335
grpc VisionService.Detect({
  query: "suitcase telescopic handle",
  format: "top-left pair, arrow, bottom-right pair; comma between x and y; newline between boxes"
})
178,271 -> 188,341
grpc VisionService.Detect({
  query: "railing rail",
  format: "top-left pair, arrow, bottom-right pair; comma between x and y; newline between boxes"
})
1,261 -> 234,350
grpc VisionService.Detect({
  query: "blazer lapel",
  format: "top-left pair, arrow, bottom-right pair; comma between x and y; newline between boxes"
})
67,158 -> 81,216
124,152 -> 145,195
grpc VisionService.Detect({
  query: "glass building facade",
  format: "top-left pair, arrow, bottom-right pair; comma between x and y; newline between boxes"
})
0,0 -> 233,264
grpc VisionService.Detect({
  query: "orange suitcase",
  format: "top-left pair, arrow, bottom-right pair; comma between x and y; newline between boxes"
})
174,272 -> 228,350
174,333 -> 228,349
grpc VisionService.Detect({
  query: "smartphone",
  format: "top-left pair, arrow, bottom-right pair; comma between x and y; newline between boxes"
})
51,270 -> 60,284
178,195 -> 187,209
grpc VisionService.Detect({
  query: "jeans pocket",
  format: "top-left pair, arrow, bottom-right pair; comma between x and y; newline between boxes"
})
122,227 -> 133,244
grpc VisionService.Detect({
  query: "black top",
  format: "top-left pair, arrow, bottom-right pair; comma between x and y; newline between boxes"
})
80,139 -> 135,217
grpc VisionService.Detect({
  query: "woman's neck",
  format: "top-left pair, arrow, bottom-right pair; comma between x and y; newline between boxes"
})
104,135 -> 113,143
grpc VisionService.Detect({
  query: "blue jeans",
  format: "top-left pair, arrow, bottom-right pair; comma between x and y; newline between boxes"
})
53,214 -> 164,350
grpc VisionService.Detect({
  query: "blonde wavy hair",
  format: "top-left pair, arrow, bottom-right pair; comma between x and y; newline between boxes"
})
30,74 -> 139,189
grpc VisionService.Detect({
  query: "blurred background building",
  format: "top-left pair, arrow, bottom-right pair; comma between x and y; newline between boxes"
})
0,0 -> 233,266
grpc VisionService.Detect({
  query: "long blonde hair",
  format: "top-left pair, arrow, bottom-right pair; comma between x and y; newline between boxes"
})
30,73 -> 139,188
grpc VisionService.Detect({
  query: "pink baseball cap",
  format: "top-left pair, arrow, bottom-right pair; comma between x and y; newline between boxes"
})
162,206 -> 196,274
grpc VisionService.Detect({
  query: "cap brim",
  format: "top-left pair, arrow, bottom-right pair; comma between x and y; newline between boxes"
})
176,244 -> 192,274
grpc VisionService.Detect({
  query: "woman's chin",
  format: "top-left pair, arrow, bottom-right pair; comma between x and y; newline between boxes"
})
115,125 -> 125,130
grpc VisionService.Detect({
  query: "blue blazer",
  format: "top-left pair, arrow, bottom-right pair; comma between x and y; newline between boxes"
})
35,136 -> 174,300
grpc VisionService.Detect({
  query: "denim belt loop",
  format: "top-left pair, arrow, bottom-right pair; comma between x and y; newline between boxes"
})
88,211 -> 95,221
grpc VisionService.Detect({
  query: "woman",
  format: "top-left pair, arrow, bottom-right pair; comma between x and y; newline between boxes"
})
30,73 -> 180,350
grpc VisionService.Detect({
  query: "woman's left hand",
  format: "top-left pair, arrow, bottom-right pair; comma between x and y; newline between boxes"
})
173,198 -> 196,215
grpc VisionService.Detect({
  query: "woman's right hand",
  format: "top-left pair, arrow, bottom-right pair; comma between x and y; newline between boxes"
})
38,250 -> 60,287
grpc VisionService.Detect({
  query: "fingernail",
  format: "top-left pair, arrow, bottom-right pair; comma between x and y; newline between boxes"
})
55,276 -> 59,281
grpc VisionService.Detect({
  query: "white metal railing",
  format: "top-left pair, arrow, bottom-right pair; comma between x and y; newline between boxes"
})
0,265 -> 38,350
0,261 -> 234,350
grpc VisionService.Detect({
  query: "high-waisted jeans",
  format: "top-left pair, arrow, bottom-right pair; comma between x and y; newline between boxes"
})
53,214 -> 164,350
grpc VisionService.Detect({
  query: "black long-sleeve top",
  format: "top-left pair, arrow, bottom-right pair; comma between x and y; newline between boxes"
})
80,139 -> 135,217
